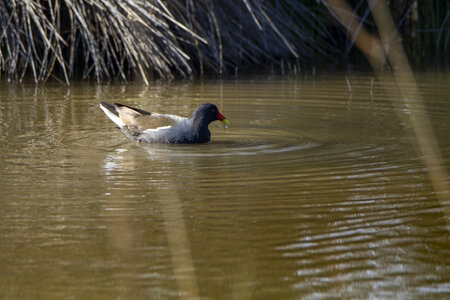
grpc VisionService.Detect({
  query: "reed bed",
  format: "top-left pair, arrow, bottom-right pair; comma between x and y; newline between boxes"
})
0,0 -> 447,84
0,0 -> 333,84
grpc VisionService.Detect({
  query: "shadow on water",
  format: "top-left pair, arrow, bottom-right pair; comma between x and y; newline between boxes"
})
0,75 -> 449,298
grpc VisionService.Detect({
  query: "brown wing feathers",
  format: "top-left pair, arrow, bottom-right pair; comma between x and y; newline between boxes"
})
115,103 -> 176,129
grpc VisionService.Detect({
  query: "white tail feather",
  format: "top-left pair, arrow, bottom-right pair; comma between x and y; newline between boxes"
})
99,104 -> 125,127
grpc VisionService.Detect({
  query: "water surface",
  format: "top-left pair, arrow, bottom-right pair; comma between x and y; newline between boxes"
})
0,74 -> 449,299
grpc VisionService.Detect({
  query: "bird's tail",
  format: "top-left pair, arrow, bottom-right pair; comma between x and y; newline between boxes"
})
99,102 -> 125,128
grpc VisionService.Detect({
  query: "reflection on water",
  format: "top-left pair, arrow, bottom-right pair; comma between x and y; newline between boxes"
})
0,74 -> 449,299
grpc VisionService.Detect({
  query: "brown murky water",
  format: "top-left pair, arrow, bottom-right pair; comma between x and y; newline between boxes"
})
0,73 -> 449,299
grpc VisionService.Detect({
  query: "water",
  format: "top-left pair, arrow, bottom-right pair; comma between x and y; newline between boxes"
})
0,74 -> 449,299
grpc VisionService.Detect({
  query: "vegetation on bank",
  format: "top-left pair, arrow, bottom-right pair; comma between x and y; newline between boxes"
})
0,0 -> 448,84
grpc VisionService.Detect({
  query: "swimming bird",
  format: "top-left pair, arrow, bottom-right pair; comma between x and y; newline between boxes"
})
99,102 -> 229,144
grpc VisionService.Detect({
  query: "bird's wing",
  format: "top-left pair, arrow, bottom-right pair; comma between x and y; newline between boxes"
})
115,103 -> 186,130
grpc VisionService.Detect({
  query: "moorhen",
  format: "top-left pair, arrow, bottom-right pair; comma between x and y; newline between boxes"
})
99,102 -> 229,143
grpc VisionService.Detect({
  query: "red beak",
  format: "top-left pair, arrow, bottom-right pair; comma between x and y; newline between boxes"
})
217,111 -> 227,121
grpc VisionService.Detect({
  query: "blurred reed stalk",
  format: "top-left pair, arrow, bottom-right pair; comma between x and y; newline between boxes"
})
369,0 -> 450,227
325,0 -> 450,226
158,183 -> 199,299
324,0 -> 449,68
0,0 -> 333,84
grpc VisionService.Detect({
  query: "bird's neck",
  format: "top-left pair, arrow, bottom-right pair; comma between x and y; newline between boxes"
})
191,115 -> 210,131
